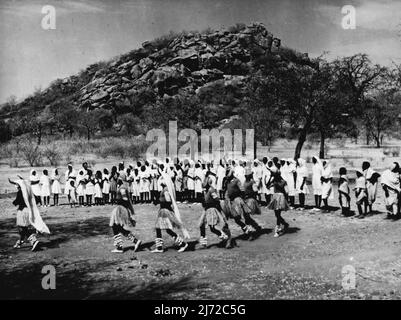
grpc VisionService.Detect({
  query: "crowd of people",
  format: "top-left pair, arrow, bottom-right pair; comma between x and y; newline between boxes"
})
9,155 -> 400,253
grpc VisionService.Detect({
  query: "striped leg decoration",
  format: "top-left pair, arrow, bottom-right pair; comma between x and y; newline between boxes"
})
128,233 -> 142,252
127,233 -> 138,243
219,232 -> 228,240
113,233 -> 124,249
242,225 -> 252,234
27,233 -> 37,245
175,235 -> 184,246
151,237 -> 164,252
199,236 -> 207,247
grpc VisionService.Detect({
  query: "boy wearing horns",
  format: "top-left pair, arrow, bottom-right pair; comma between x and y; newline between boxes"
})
9,177 -> 50,251
152,170 -> 190,253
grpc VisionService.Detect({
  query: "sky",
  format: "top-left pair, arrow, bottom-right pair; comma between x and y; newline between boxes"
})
0,0 -> 400,103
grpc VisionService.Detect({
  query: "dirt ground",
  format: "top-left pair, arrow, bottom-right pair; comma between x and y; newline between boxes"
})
1,183 -> 401,300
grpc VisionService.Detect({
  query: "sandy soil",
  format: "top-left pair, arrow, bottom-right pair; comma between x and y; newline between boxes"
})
1,184 -> 401,300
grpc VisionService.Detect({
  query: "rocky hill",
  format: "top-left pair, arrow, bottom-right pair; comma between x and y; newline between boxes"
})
0,22 -> 314,131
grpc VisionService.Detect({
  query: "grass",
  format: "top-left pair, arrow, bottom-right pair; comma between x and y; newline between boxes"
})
0,136 -> 150,168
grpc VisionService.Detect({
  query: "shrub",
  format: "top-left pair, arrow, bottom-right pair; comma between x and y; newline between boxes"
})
20,141 -> 42,166
43,145 -> 61,166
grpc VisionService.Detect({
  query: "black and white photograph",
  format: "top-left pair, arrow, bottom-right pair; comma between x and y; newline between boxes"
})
1,0 -> 401,305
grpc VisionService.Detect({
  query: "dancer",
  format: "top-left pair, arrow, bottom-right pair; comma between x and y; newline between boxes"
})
267,168 -> 290,237
198,177 -> 230,248
221,169 -> 261,237
109,179 -> 142,253
9,177 -> 50,250
152,172 -> 190,253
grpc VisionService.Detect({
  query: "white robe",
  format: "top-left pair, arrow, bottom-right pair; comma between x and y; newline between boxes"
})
312,163 -> 323,196
216,165 -> 226,191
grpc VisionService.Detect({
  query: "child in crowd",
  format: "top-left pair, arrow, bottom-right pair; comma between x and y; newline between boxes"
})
94,171 -> 103,205
69,180 -> 77,208
338,167 -> 351,216
102,169 -> 110,204
40,169 -> 51,207
354,170 -> 367,218
51,169 -> 62,206
85,170 -> 95,206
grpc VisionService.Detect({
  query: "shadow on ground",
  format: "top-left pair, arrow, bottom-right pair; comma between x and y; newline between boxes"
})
0,257 -> 207,299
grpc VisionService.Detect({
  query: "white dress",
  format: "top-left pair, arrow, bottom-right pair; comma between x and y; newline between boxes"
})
85,180 -> 95,196
130,173 -> 139,197
64,169 -> 77,195
234,166 -> 245,185
321,166 -> 333,200
312,163 -> 323,196
30,176 -> 41,197
102,178 -> 110,194
296,165 -> 309,194
94,179 -> 102,198
139,171 -> 150,193
216,165 -> 226,191
51,175 -> 62,194
252,165 -> 263,194
194,167 -> 204,193
40,175 -> 51,197
187,167 -> 195,191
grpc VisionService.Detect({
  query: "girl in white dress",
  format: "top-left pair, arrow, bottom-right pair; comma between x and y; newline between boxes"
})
252,160 -> 263,203
51,169 -> 62,206
40,169 -> 51,207
94,170 -> 103,205
30,170 -> 42,206
139,165 -> 150,203
296,158 -> 309,210
216,160 -> 227,200
85,170 -> 95,206
102,168 -> 110,204
187,160 -> 195,202
321,160 -> 334,212
64,164 -> 77,205
194,162 -> 204,203
311,156 -> 323,210
76,170 -> 86,206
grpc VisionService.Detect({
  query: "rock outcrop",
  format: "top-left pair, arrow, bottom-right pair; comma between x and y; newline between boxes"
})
76,22 -> 285,111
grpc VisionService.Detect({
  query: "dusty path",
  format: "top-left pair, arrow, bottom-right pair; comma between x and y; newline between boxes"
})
1,194 -> 401,300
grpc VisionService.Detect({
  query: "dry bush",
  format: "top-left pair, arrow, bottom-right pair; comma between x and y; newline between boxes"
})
43,144 -> 61,166
20,141 -> 42,166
